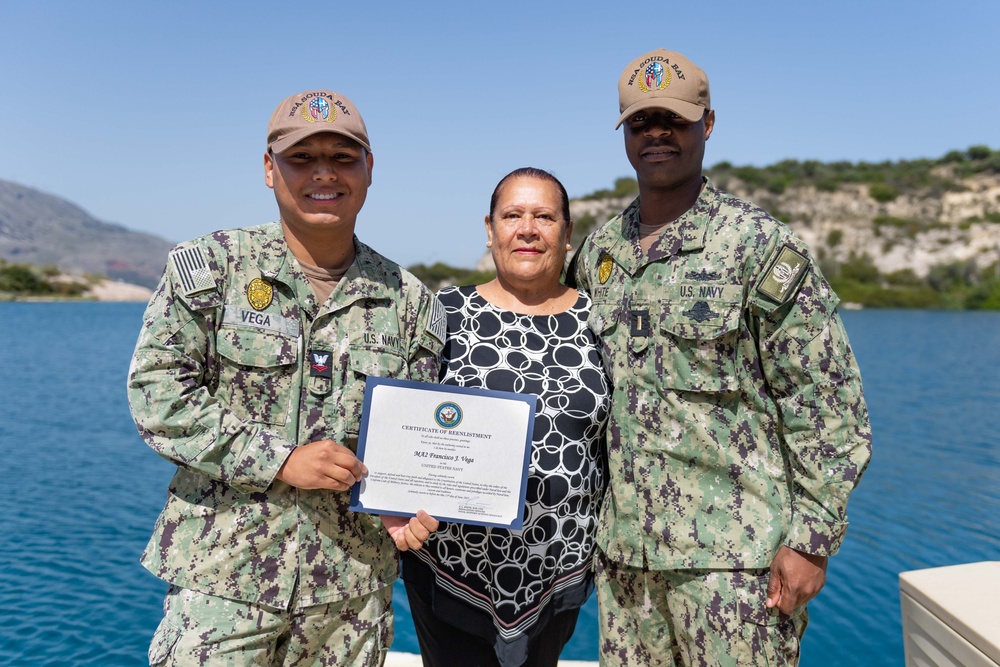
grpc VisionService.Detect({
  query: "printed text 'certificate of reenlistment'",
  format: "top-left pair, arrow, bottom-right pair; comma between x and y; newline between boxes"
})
349,377 -> 535,530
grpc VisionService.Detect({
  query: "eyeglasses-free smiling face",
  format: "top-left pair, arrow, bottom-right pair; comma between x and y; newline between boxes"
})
485,176 -> 573,290
264,133 -> 373,239
624,108 -> 714,195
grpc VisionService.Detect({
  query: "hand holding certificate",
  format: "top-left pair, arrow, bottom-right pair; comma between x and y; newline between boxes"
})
350,377 -> 536,529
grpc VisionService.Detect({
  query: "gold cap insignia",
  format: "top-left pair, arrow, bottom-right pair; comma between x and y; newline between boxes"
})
247,277 -> 274,311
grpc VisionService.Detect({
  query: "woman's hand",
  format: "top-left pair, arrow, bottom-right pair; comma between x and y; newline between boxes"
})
381,510 -> 440,551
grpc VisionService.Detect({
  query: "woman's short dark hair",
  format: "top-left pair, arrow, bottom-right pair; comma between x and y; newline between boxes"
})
488,167 -> 571,225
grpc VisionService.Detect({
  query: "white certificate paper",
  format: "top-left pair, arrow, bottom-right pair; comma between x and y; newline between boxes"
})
349,377 -> 535,529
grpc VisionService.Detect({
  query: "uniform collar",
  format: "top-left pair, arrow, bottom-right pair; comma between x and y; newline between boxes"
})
339,239 -> 393,304
251,225 -> 393,315
605,178 -> 717,274
254,222 -> 295,284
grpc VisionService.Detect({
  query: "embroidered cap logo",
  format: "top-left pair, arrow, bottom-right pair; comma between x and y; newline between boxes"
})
638,61 -> 671,93
303,97 -> 336,124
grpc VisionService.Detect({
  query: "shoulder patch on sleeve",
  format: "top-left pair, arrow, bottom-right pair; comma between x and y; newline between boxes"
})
756,244 -> 809,304
427,296 -> 447,345
170,246 -> 216,297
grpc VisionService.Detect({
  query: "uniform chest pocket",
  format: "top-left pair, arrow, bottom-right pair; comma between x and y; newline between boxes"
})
586,302 -> 621,379
657,300 -> 741,393
216,326 -> 298,425
340,346 -> 407,437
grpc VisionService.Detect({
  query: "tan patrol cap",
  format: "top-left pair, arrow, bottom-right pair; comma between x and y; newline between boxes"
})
616,49 -> 710,128
267,90 -> 371,153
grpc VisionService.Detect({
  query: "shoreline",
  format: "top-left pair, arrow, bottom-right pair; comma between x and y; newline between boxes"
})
4,277 -> 153,302
386,652 -> 596,666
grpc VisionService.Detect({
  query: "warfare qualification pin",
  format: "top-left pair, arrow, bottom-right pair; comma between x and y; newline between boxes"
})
247,278 -> 273,311
598,254 -> 614,284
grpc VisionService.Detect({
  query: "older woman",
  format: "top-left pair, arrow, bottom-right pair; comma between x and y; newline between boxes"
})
401,168 -> 610,667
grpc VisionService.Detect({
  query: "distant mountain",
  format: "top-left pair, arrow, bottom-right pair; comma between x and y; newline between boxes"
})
0,179 -> 174,289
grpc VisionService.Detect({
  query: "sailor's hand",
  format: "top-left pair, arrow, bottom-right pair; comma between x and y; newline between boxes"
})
276,440 -> 367,491
766,546 -> 827,615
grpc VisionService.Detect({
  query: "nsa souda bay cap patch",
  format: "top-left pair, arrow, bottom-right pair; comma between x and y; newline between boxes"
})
267,90 -> 371,154
757,244 -> 809,304
616,49 -> 711,128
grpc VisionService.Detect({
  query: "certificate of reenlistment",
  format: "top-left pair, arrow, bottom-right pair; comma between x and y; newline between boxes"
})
349,377 -> 536,530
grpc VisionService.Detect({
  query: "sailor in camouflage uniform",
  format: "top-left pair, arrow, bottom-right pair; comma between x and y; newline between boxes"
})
571,50 -> 872,666
128,90 -> 446,666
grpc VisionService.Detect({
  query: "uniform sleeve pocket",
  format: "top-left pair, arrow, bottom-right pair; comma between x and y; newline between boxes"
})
658,300 -> 741,393
587,303 -> 620,378
586,303 -> 620,336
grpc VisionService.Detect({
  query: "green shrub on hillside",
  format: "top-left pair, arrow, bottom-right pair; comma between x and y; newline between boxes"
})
869,183 -> 899,203
965,272 -> 1000,309
581,177 -> 638,200
699,146 -> 998,199
0,264 -> 52,293
407,262 -> 495,291
571,214 -> 597,248
0,261 -> 89,298
968,145 -> 992,160
831,280 -> 944,308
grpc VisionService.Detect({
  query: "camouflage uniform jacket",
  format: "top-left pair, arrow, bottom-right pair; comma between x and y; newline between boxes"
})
574,180 -> 872,570
128,222 -> 445,609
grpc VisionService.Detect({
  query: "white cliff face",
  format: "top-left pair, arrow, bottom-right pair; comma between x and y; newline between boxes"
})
729,176 -> 1000,278
477,175 -> 1000,279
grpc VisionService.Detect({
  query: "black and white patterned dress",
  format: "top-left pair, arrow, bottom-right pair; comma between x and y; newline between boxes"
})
402,285 -> 610,666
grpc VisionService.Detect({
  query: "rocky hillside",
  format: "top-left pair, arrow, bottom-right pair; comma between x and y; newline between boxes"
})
567,175 -> 1000,277
477,154 -> 1000,283
0,179 -> 173,288
717,174 -> 1000,281
459,149 -> 1000,308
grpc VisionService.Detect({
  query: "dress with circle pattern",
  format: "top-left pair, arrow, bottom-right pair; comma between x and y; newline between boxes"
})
403,285 -> 610,662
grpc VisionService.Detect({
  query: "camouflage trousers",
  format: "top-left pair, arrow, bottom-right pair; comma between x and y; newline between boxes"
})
148,584 -> 393,667
595,552 -> 807,667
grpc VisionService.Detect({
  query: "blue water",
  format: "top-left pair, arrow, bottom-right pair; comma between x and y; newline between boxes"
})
0,303 -> 997,666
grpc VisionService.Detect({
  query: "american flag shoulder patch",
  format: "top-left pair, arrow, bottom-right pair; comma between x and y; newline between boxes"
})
428,297 -> 447,345
170,246 -> 216,296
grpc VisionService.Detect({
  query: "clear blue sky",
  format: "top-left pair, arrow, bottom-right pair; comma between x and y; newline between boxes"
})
2,0 -> 998,269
